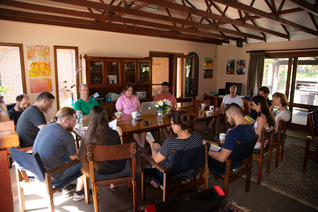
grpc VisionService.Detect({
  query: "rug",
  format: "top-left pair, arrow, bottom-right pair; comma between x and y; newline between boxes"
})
250,142 -> 318,209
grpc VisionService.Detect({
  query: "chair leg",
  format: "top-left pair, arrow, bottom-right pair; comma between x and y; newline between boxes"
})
132,179 -> 137,212
93,185 -> 99,212
257,158 -> 263,185
45,177 -> 55,212
275,145 -> 280,168
223,179 -> 229,199
141,160 -> 146,202
245,160 -> 252,192
84,175 -> 90,204
16,168 -> 26,212
280,138 -> 285,161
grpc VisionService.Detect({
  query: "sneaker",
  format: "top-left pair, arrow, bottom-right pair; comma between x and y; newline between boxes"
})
63,183 -> 76,198
203,127 -> 212,134
73,189 -> 85,202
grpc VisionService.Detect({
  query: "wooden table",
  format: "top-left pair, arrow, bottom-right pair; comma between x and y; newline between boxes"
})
0,121 -> 20,212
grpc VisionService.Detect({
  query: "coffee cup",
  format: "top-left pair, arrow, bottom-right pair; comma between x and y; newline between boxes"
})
205,110 -> 212,116
219,133 -> 226,141
201,103 -> 207,108
209,105 -> 214,111
114,112 -> 122,119
131,111 -> 138,119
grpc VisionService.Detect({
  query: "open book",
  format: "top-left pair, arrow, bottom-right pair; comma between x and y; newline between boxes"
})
108,119 -> 117,131
210,143 -> 222,151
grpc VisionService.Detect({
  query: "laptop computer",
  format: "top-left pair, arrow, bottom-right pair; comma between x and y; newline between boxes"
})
140,101 -> 157,115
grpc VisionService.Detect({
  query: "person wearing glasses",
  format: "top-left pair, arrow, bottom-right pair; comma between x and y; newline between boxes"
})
145,110 -> 203,189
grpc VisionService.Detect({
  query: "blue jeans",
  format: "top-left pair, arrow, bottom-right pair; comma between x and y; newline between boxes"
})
54,156 -> 82,183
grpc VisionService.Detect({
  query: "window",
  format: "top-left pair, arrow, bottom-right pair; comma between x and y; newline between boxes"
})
0,43 -> 25,103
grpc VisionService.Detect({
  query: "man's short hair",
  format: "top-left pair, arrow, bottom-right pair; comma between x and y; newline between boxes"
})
258,86 -> 270,94
36,91 -> 55,102
230,84 -> 237,91
224,103 -> 243,116
56,107 -> 76,120
16,94 -> 29,102
79,84 -> 88,90
161,82 -> 170,87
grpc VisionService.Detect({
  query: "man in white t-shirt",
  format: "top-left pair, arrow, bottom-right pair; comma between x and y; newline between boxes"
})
204,85 -> 244,140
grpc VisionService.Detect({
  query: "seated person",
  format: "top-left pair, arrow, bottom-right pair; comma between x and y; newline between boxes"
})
74,84 -> 99,121
145,110 -> 202,188
17,91 -> 55,147
8,94 -> 29,126
116,84 -> 147,152
32,107 -> 86,201
204,85 -> 244,140
208,103 -> 255,173
247,86 -> 272,122
0,95 -> 10,122
80,106 -> 128,190
251,95 -> 275,149
154,81 -> 177,138
270,92 -> 291,132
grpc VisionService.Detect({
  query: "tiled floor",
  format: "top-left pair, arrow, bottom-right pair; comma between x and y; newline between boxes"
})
10,121 -> 317,212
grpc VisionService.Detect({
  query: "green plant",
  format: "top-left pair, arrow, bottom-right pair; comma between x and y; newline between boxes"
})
0,85 -> 12,96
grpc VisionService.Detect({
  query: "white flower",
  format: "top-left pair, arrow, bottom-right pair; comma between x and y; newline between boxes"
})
155,104 -> 159,108
158,101 -> 163,106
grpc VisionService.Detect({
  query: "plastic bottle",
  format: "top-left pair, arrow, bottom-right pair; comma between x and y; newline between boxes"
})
77,111 -> 83,130
157,108 -> 163,122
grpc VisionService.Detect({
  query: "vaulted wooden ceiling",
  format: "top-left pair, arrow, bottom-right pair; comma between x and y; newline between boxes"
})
0,0 -> 317,45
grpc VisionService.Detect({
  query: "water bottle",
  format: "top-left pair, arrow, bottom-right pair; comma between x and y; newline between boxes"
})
77,111 -> 83,130
157,109 -> 163,122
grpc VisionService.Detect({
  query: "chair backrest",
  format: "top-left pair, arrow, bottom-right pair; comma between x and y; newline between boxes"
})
10,147 -> 46,182
168,145 -> 206,177
191,98 -> 210,107
87,142 -> 136,162
229,136 -> 258,167
308,109 -> 318,137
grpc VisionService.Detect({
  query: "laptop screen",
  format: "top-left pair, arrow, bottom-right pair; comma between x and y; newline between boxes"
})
140,101 -> 157,115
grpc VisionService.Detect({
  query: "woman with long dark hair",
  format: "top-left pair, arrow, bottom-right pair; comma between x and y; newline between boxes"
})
251,95 -> 275,149
145,110 -> 203,188
80,106 -> 127,190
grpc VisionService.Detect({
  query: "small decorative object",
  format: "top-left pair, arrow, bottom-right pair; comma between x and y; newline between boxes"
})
155,99 -> 172,116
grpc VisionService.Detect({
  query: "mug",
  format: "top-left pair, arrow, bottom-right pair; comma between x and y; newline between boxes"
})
131,111 -> 138,119
209,105 -> 214,111
219,133 -> 226,141
201,103 -> 207,108
114,112 -> 122,119
205,110 -> 212,116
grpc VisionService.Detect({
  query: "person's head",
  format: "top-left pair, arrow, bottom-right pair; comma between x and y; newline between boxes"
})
56,107 -> 77,131
229,85 -> 237,97
81,106 -> 109,175
258,86 -> 270,98
272,92 -> 289,107
123,84 -> 133,98
79,84 -> 89,99
35,91 -> 55,112
252,95 -> 275,127
224,103 -> 243,127
16,94 -> 29,111
161,82 -> 170,94
170,110 -> 195,134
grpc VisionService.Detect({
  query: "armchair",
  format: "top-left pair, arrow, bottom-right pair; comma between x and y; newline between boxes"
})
141,144 -> 208,202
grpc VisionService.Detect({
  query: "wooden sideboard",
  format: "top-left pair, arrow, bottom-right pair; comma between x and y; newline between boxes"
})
203,94 -> 251,115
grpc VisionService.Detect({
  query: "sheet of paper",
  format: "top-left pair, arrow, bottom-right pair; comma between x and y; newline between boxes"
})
108,119 -> 117,130
93,92 -> 99,98
210,143 -> 221,151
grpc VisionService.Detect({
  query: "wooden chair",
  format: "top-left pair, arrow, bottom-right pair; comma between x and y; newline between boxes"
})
209,136 -> 258,198
9,147 -> 87,212
86,142 -> 137,212
252,129 -> 273,184
141,144 -> 208,202
269,119 -> 286,170
191,98 -> 210,107
302,109 -> 318,173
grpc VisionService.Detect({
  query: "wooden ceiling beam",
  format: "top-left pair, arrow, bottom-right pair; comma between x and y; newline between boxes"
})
49,0 -> 266,41
288,0 -> 318,16
308,12 -> 318,31
136,0 -> 289,38
212,0 -> 318,36
0,8 -> 224,44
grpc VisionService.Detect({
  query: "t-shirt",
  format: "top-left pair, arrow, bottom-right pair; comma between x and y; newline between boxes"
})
115,94 -> 140,115
84,128 -> 126,175
154,93 -> 177,108
74,98 -> 99,115
218,124 -> 255,168
159,132 -> 203,168
8,107 -> 23,126
222,95 -> 243,107
249,98 -> 272,120
273,108 -> 291,123
16,105 -> 46,147
32,123 -> 76,180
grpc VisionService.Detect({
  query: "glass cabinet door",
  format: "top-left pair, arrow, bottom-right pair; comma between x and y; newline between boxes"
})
139,61 -> 150,82
124,61 -> 136,83
106,60 -> 120,85
89,61 -> 104,85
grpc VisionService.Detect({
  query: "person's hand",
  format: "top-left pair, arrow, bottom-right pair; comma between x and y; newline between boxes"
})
248,101 -> 253,109
145,135 -> 154,145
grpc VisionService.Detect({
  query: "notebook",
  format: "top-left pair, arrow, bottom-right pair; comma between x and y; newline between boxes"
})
140,101 -> 157,115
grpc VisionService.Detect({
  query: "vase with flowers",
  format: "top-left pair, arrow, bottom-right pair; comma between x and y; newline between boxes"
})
155,99 -> 172,117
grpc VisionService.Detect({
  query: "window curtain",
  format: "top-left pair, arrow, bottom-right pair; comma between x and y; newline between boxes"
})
246,52 -> 265,96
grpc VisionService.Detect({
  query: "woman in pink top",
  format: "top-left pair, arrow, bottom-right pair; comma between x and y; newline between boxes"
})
115,85 -> 147,152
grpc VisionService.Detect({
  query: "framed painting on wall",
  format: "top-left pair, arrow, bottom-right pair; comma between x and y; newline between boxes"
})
236,60 -> 246,75
204,57 -> 214,79
226,60 -> 235,74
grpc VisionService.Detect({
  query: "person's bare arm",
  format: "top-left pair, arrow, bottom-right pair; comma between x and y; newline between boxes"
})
69,153 -> 79,160
208,148 -> 232,162
38,124 -> 46,129
145,135 -> 166,163
255,116 -> 266,140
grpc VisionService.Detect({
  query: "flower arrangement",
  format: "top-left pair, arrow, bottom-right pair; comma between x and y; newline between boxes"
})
155,99 -> 172,115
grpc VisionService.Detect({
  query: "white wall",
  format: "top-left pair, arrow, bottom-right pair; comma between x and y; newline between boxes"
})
0,20 -> 217,120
